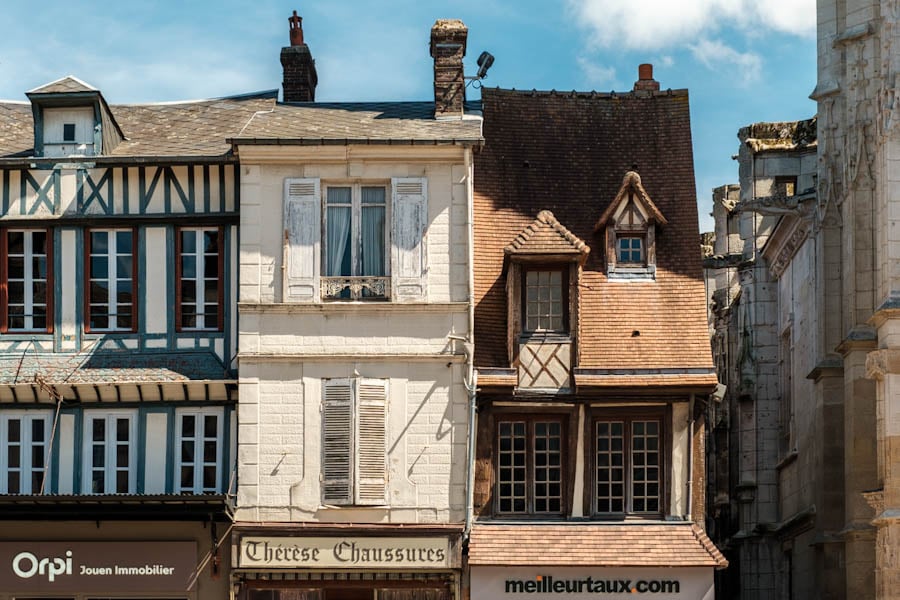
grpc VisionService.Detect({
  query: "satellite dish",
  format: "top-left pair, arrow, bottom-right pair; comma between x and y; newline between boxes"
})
476,51 -> 495,79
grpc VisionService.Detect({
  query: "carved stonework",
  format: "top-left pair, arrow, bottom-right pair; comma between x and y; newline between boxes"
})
865,349 -> 900,380
769,222 -> 810,280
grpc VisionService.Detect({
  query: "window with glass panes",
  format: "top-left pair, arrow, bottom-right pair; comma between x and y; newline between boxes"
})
2,229 -> 51,332
177,228 -> 222,330
83,411 -> 135,494
175,408 -> 223,493
594,417 -> 662,514
323,185 -> 387,298
616,236 -> 644,264
524,269 -> 565,333
86,229 -> 134,331
0,412 -> 50,494
496,417 -> 564,515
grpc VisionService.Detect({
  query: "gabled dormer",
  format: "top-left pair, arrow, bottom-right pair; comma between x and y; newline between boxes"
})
26,76 -> 124,158
595,170 -> 668,280
504,210 -> 590,393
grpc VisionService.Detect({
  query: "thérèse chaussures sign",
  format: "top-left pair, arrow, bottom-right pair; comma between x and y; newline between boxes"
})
0,541 -> 196,593
239,537 -> 450,569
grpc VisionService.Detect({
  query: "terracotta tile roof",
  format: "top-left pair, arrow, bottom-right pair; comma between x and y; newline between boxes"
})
468,523 -> 728,568
506,210 -> 589,257
231,101 -> 483,144
474,88 -> 714,375
0,91 -> 278,158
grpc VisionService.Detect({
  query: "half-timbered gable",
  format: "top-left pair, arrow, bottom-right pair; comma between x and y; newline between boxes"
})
469,67 -> 726,596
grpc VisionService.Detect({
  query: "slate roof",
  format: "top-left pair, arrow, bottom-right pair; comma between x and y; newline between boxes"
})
505,210 -> 589,257
474,87 -> 715,375
0,90 -> 278,159
0,350 -> 230,385
231,101 -> 483,144
468,523 -> 728,568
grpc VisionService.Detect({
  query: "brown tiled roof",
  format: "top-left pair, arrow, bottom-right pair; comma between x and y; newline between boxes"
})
474,88 -> 714,374
505,210 -> 589,257
468,523 -> 728,568
27,76 -> 98,94
0,91 -> 278,158
231,101 -> 482,144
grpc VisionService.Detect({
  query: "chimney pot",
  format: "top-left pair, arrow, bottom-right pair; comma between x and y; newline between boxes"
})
281,9 -> 317,102
289,10 -> 304,46
633,63 -> 660,92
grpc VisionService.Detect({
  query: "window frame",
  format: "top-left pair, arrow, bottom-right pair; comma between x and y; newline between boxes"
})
493,413 -> 568,518
0,228 -> 54,334
589,409 -> 667,518
175,226 -> 225,332
0,411 -> 52,494
81,409 -> 137,494
174,407 -> 224,494
521,265 -> 569,335
321,182 -> 390,300
84,227 -> 138,333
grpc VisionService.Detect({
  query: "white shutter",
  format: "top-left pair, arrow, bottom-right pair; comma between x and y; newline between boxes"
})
283,178 -> 321,302
355,379 -> 387,505
391,177 -> 428,301
322,379 -> 353,504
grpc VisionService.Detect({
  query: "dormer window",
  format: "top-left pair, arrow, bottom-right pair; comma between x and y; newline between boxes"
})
505,211 -> 590,393
62,123 -> 76,142
595,170 -> 668,280
42,107 -> 95,158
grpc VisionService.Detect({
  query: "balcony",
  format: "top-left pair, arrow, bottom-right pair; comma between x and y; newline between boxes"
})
321,276 -> 389,301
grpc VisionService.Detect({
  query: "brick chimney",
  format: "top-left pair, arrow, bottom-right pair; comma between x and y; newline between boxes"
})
281,10 -> 318,102
430,19 -> 468,119
633,63 -> 660,92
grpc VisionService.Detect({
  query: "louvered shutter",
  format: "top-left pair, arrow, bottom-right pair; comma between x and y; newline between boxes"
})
391,177 -> 428,301
283,178 -> 321,302
322,379 -> 353,504
355,378 -> 387,505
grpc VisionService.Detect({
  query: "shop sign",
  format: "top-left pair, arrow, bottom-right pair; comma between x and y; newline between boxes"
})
470,567 -> 714,600
239,536 -> 451,569
0,541 -> 197,593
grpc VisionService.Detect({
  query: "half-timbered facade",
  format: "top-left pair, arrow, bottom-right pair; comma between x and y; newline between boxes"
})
0,75 -> 275,600
468,67 -> 727,599
229,17 -> 482,600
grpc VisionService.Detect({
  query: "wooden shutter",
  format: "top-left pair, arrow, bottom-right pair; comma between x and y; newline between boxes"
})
322,379 -> 353,504
391,177 -> 428,301
355,378 -> 387,505
283,178 -> 321,302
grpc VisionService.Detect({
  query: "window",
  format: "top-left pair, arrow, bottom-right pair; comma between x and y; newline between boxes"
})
495,416 -> 565,516
524,269 -> 566,333
1,229 -> 52,332
323,185 -> 388,299
62,123 -> 76,142
774,176 -> 797,197
177,228 -> 223,331
0,412 -> 50,494
283,177 -> 428,303
593,416 -> 662,515
617,236 -> 644,265
321,378 -> 387,505
86,229 -> 135,331
83,411 -> 136,494
175,408 -> 223,493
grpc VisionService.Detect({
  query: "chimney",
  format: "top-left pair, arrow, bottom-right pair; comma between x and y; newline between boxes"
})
430,19 -> 468,119
633,63 -> 660,92
281,10 -> 318,102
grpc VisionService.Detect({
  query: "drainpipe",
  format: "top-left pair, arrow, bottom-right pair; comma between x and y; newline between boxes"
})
463,146 -> 478,540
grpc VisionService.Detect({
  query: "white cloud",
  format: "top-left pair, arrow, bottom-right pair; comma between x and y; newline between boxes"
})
566,0 -> 815,51
576,57 -> 617,88
689,39 -> 763,85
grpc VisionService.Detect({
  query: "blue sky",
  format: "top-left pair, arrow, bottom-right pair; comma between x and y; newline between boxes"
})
0,1 -> 817,231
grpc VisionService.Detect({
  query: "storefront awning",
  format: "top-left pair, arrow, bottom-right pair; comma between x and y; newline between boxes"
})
468,523 -> 727,569
0,493 -> 231,521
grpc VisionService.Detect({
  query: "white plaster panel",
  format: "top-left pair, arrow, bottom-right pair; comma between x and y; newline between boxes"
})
671,402 -> 689,518
57,413 -> 75,494
144,412 -> 168,493
58,170 -> 77,215
60,229 -> 78,339
144,227 -> 168,334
